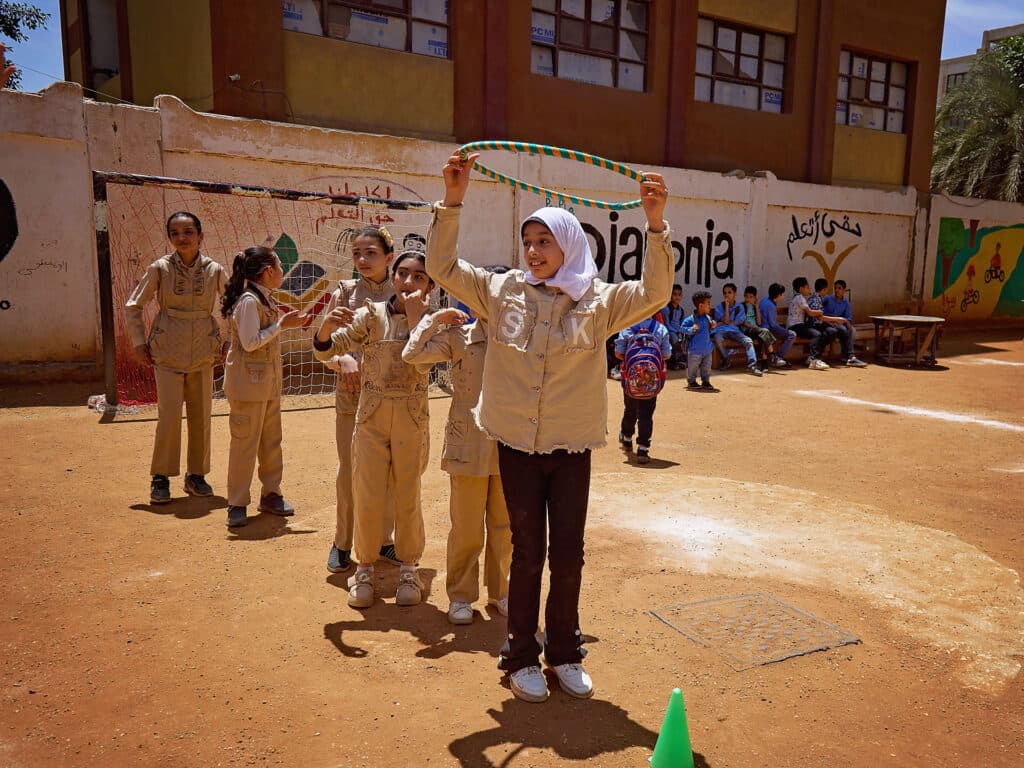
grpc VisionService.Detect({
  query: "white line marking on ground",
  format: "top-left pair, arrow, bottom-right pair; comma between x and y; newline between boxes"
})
944,358 -> 1024,367
793,390 -> 1024,433
992,467 -> 1024,474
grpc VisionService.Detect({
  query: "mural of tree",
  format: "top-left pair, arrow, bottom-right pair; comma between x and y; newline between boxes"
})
936,217 -> 966,294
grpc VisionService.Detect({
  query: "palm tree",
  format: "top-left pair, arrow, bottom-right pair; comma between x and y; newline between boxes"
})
932,37 -> 1024,203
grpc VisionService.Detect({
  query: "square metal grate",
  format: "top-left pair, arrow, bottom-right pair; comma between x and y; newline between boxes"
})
650,592 -> 860,670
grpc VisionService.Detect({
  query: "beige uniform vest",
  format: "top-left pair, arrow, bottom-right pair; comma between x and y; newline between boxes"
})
425,204 -> 674,454
125,253 -> 227,373
313,301 -> 430,424
323,276 -> 394,412
403,316 -> 497,476
224,288 -> 282,402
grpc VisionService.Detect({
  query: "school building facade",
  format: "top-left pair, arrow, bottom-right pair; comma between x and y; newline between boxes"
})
60,0 -> 944,194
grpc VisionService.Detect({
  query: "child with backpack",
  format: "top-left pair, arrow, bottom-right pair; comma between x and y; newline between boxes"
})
615,314 -> 671,465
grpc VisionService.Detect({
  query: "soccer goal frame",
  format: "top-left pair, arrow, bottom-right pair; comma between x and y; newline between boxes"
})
93,170 -> 436,406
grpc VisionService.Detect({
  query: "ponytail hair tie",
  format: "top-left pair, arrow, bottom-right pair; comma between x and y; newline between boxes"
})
378,226 -> 394,249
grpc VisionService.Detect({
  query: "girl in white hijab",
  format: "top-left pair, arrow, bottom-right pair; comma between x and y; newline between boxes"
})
521,207 -> 598,301
426,153 -> 673,704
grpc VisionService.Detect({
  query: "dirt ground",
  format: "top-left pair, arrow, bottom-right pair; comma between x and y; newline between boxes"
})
1,329 -> 1023,768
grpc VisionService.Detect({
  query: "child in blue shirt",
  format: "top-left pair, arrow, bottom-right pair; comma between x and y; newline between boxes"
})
662,284 -> 686,370
712,283 -> 762,376
759,283 -> 796,368
614,314 -> 672,464
822,279 -> 867,367
681,289 -> 717,391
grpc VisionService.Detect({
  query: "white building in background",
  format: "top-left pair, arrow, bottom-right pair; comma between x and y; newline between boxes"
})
937,23 -> 1024,106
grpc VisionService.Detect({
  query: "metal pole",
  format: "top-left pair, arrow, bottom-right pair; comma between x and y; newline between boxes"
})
93,174 -> 117,406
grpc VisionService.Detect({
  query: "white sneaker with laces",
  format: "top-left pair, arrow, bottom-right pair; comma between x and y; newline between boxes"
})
448,601 -> 473,625
395,570 -> 423,606
509,666 -> 548,703
348,570 -> 374,609
488,597 -> 509,617
550,662 -> 594,699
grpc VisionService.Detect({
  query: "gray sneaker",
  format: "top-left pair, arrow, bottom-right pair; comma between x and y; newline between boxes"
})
847,356 -> 868,368
226,506 -> 248,527
257,493 -> 294,516
183,473 -> 213,497
327,544 -> 352,573
150,475 -> 171,504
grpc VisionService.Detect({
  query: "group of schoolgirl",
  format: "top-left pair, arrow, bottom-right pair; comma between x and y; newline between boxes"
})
127,157 -> 674,705
126,212 -> 304,522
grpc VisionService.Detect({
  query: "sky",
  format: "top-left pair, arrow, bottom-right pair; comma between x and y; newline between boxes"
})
2,0 -> 1022,95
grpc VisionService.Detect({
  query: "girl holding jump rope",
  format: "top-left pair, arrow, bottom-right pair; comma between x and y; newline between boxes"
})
426,151 -> 672,703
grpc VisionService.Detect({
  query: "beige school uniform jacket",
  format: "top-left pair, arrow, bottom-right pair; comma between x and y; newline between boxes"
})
402,316 -> 498,477
425,203 -> 674,454
125,252 -> 228,372
312,301 -> 430,428
321,276 -> 394,413
224,283 -> 283,402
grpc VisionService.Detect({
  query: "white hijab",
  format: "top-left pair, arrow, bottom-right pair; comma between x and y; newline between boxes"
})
522,207 -> 598,301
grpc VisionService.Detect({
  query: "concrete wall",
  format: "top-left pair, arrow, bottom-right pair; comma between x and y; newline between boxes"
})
2,83 -> 1019,374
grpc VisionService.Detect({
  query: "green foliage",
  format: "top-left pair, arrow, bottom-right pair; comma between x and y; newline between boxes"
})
0,1 -> 51,90
936,217 -> 966,256
932,35 -> 1024,203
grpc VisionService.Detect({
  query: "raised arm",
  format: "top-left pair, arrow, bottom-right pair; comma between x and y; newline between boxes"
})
402,309 -> 466,371
312,305 -> 372,360
602,173 -> 673,333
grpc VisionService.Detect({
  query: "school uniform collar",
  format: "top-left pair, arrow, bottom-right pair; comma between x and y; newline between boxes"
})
358,273 -> 392,298
171,251 -> 207,274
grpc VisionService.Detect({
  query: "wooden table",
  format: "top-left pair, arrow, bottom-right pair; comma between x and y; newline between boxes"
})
869,315 -> 945,366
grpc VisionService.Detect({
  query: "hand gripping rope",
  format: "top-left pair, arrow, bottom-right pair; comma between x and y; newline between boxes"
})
457,141 -> 645,210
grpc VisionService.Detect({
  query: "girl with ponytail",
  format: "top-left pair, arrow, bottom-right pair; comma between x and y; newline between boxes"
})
125,211 -> 227,506
222,246 -> 305,527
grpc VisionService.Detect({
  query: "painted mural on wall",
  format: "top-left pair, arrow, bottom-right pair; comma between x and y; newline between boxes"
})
785,209 -> 863,286
926,217 -> 1024,319
0,178 -> 17,313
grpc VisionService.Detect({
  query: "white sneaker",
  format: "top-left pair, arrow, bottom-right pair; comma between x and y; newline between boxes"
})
809,358 -> 830,370
549,662 -> 594,699
509,666 -> 548,703
488,597 -> 509,617
395,570 -> 423,606
847,356 -> 868,368
447,601 -> 473,625
348,570 -> 374,609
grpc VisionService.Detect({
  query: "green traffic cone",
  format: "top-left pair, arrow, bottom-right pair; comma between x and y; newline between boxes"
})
649,688 -> 694,768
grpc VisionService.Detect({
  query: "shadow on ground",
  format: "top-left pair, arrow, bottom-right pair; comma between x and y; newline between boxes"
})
130,494 -> 227,520
447,694 -> 712,767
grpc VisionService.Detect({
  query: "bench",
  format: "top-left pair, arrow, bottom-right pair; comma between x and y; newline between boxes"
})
710,306 -> 872,368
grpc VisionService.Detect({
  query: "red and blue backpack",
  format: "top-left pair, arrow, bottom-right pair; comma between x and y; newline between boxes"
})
621,319 -> 666,400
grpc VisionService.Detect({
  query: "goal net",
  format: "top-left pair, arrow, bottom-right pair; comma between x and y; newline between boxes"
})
94,171 -> 440,408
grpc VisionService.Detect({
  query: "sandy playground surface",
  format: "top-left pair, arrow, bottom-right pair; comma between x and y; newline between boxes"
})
1,329 -> 1023,768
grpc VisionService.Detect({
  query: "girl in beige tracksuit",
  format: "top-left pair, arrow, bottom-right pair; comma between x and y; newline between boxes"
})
221,246 -> 305,528
319,226 -> 398,574
313,250 -> 435,609
125,211 -> 227,505
428,153 -> 672,703
402,304 -> 512,626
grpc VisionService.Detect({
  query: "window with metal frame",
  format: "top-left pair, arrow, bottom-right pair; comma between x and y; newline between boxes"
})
530,0 -> 650,92
694,16 -> 786,113
836,49 -> 907,133
288,0 -> 450,59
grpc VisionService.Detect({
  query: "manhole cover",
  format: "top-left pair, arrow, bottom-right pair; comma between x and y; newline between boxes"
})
650,592 -> 860,670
